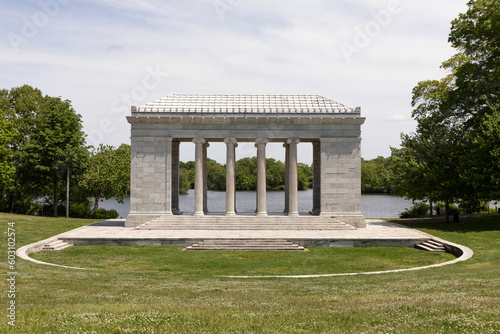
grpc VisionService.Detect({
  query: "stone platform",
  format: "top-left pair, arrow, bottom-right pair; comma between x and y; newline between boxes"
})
54,219 -> 433,249
136,215 -> 356,231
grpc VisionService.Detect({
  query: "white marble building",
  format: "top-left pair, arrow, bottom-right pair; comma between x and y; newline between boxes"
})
126,94 -> 366,228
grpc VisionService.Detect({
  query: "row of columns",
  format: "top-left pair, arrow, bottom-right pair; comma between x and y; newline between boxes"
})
187,137 -> 302,217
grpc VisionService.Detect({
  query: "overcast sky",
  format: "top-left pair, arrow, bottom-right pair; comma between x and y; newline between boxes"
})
1,0 -> 468,164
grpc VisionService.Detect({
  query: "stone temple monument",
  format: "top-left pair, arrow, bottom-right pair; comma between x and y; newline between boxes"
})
125,94 -> 365,229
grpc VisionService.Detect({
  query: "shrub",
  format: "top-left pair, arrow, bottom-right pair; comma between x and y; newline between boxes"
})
400,202 -> 430,218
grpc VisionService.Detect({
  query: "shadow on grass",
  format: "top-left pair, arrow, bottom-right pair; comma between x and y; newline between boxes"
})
391,214 -> 500,233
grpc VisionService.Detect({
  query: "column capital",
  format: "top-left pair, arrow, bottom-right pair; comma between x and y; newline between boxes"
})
287,137 -> 300,145
224,137 -> 237,145
255,138 -> 268,146
192,137 -> 205,144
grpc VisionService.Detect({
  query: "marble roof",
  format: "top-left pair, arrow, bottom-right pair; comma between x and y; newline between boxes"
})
134,94 -> 360,114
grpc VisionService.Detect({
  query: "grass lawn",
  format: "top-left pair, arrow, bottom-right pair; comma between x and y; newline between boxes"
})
1,213 -> 499,333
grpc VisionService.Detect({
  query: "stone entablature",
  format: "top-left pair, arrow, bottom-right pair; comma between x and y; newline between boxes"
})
126,94 -> 366,228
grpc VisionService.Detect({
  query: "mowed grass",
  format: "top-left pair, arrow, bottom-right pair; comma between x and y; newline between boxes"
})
1,213 -> 499,333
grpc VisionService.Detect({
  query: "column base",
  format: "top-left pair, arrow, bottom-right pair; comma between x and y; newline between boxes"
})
172,208 -> 183,215
256,212 -> 268,217
225,212 -> 236,216
309,209 -> 320,216
193,211 -> 205,216
288,211 -> 299,217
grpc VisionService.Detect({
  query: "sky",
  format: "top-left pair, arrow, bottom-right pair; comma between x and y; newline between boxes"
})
1,0 -> 469,165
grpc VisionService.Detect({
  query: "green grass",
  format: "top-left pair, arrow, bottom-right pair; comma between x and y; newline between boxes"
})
1,213 -> 499,333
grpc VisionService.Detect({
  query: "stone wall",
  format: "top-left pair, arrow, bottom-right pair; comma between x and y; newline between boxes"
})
126,136 -> 172,227
320,138 -> 365,228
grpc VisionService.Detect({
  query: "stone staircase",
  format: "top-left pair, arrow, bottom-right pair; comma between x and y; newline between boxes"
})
136,215 -> 355,230
415,239 -> 448,252
185,238 -> 306,251
41,239 -> 73,252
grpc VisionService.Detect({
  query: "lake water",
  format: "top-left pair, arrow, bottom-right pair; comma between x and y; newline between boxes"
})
100,190 -> 416,219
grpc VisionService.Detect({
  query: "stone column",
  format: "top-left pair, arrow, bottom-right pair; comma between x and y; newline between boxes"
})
255,138 -> 268,217
311,141 -> 321,215
287,138 -> 300,216
171,140 -> 183,215
203,142 -> 210,214
224,138 -> 237,216
283,142 -> 290,213
193,137 -> 205,216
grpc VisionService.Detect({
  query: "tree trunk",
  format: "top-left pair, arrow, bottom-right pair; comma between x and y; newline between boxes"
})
444,200 -> 450,223
8,192 -> 18,213
53,176 -> 59,217
94,196 -> 100,213
429,201 -> 433,216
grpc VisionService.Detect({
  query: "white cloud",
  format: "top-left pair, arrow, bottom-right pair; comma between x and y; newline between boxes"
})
386,114 -> 409,122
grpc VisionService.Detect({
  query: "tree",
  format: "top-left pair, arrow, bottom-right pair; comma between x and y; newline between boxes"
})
206,158 -> 226,191
361,156 -> 394,193
235,157 -> 257,191
0,85 -> 46,213
266,158 -> 286,190
80,144 -> 130,212
447,0 -> 500,200
297,163 -> 313,190
0,109 -> 15,192
392,0 -> 500,221
23,96 -> 87,216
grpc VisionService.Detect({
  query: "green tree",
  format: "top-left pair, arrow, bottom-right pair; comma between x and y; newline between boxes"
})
206,158 -> 226,191
23,96 -> 87,216
266,158 -> 285,190
235,157 -> 257,191
447,0 -> 500,200
81,144 -> 130,212
0,85 -> 46,213
180,161 -> 195,189
361,156 -> 393,193
392,0 -> 500,221
0,108 -> 15,194
297,163 -> 313,190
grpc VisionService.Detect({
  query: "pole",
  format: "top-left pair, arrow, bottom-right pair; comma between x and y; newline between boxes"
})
66,164 -> 70,218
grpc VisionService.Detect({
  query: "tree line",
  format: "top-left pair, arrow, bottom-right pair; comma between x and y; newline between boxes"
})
0,85 -> 130,218
178,158 -> 313,193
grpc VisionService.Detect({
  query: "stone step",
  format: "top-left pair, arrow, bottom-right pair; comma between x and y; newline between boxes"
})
41,239 -> 73,252
136,216 -> 356,231
138,225 -> 353,230
415,239 -> 447,252
185,238 -> 306,251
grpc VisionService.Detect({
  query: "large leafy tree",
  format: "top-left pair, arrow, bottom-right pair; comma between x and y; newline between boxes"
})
392,0 -> 500,220
23,96 -> 87,216
0,85 -> 46,212
447,0 -> 500,199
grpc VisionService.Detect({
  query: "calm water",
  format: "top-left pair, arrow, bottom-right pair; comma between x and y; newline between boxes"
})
100,190 -> 415,219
